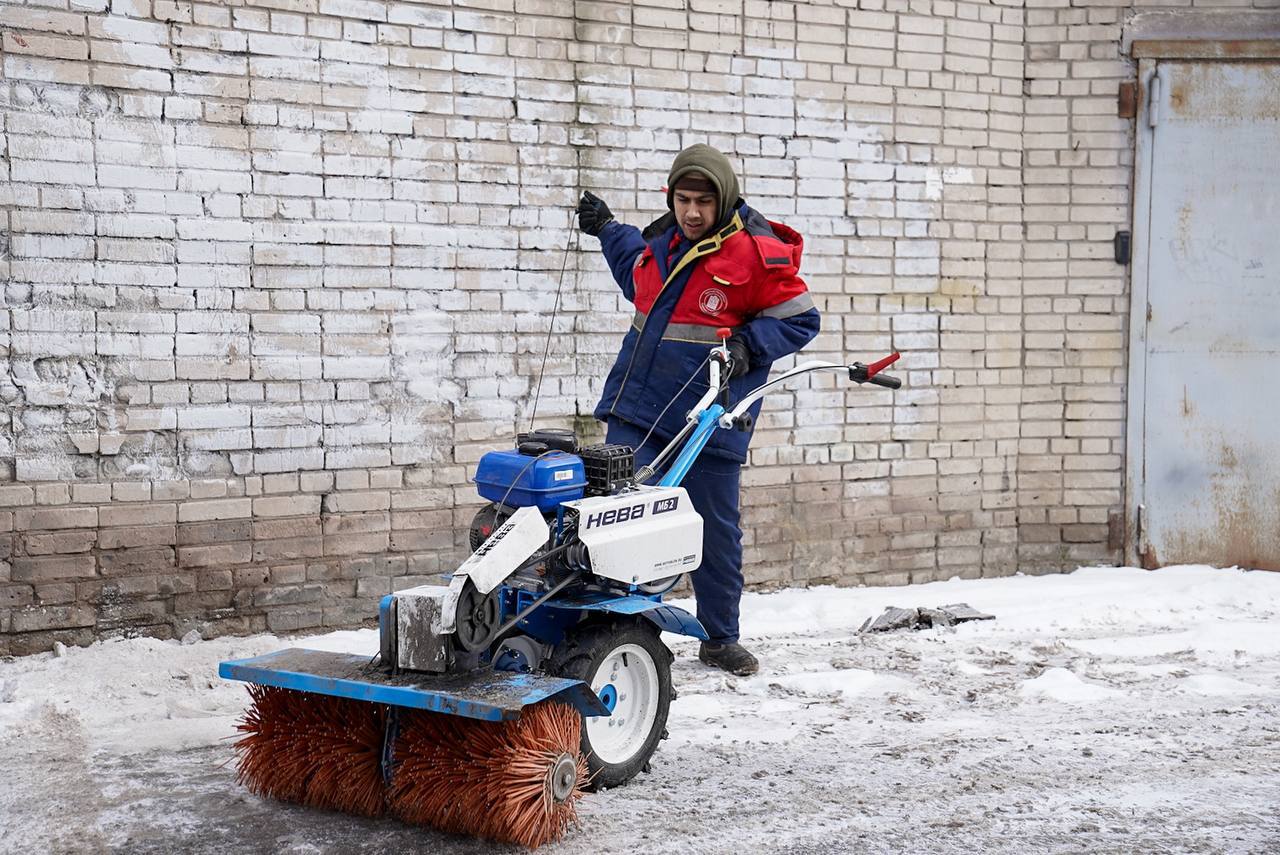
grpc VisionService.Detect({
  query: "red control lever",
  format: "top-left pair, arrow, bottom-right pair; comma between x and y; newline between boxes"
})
864,352 -> 900,378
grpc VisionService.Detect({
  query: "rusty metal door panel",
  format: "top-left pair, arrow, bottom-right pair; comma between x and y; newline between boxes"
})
1128,60 -> 1280,571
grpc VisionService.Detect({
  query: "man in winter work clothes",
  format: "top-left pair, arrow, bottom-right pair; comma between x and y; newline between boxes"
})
576,144 -> 820,676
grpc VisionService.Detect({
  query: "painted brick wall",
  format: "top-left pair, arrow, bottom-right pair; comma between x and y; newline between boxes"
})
0,0 -> 1266,653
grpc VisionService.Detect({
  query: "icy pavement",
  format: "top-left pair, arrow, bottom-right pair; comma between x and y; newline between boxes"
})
1,565 -> 1278,854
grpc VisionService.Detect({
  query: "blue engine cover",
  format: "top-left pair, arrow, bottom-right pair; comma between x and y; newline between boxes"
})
475,449 -> 587,512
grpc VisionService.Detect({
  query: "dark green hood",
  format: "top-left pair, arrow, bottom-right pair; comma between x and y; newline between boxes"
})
666,144 -> 741,229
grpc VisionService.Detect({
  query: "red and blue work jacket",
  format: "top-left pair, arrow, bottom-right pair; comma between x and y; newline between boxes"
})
594,202 -> 820,463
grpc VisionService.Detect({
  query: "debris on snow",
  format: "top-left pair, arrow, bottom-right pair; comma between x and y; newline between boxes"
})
860,605 -> 917,632
932,602 -> 994,624
180,630 -> 203,646
859,602 -> 995,633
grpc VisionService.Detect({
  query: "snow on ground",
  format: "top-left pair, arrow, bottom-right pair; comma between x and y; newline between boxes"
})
2,565 -> 1279,854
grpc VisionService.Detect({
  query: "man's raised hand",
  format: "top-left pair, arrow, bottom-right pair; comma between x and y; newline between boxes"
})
576,191 -> 614,237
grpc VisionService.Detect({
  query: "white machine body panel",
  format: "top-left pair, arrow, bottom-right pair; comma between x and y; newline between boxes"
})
562,486 -> 703,585
454,504 -> 549,595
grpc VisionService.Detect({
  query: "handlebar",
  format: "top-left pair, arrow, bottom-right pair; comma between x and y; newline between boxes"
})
720,352 -> 903,426
640,351 -> 905,485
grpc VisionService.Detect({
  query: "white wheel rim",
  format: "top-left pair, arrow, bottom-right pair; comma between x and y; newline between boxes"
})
585,642 -> 659,766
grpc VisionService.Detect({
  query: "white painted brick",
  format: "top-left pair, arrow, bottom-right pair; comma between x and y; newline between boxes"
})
177,498 -> 252,522
0,0 -> 1163,647
177,406 -> 251,430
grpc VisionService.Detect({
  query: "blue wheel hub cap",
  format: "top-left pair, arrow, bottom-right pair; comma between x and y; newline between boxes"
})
598,684 -> 618,713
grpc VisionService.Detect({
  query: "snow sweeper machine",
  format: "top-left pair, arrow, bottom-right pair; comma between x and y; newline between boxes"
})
220,332 -> 902,846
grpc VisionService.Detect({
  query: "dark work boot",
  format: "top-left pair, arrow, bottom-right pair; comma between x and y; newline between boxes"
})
698,642 -> 759,676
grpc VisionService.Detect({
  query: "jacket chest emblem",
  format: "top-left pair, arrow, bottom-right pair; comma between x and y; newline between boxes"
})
698,287 -> 729,316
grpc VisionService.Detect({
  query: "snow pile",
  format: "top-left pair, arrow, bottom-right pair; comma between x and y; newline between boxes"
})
0,627 -> 379,757
1,565 -> 1278,852
1019,667 -> 1122,703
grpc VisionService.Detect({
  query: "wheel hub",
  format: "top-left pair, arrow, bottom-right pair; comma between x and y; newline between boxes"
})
454,579 -> 501,652
548,753 -> 578,804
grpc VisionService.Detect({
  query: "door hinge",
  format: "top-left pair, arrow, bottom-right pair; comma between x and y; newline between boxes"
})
1136,503 -> 1146,540
1148,70 -> 1161,128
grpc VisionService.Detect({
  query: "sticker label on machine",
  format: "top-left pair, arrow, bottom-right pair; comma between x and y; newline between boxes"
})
652,553 -> 699,572
455,505 -> 549,596
585,495 -> 679,530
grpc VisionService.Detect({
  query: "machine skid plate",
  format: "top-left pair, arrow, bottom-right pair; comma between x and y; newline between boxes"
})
219,648 -> 609,722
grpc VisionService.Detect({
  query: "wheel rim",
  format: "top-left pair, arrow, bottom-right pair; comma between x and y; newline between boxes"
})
584,643 -> 659,766
634,574 -> 682,595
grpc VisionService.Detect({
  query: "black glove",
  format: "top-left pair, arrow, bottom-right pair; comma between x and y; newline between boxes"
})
576,190 -> 613,237
726,336 -> 751,379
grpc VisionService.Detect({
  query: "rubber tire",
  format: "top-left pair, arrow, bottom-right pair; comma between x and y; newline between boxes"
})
549,620 -> 673,790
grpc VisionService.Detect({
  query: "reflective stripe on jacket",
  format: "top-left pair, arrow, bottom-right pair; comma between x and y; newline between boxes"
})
593,202 -> 821,463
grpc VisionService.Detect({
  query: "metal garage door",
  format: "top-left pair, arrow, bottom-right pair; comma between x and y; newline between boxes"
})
1127,59 -> 1280,570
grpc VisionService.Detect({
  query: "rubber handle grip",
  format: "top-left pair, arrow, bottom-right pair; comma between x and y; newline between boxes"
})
849,356 -> 903,389
869,374 -> 902,389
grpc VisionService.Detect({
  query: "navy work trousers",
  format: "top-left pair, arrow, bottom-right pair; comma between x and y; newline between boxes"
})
605,418 -> 744,645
